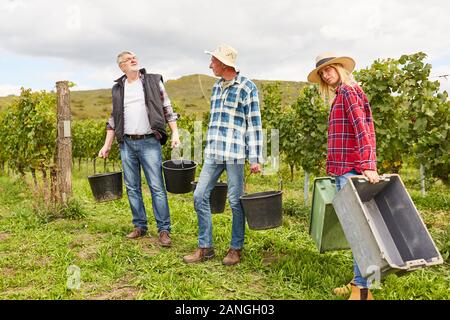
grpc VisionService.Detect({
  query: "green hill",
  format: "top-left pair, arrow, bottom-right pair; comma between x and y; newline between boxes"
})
0,74 -> 307,119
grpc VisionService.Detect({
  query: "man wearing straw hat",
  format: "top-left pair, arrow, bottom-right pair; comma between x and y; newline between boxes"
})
183,44 -> 263,266
98,51 -> 180,247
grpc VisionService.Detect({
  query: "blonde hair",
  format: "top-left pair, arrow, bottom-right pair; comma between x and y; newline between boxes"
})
116,51 -> 136,65
318,63 -> 356,102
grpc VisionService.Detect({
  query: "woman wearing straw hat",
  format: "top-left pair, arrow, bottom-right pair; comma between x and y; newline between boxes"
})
308,52 -> 380,300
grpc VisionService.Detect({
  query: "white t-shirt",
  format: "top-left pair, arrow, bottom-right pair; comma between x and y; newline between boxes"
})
123,79 -> 152,135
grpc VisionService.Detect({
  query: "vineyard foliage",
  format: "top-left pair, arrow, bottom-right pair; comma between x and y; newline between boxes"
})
355,52 -> 449,183
261,52 -> 449,184
0,52 -> 448,185
0,88 -> 56,176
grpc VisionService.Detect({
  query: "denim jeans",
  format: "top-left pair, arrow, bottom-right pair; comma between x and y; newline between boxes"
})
193,160 -> 245,250
335,169 -> 368,288
119,136 -> 171,233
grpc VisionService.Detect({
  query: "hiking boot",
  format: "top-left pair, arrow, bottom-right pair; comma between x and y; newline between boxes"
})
348,284 -> 374,300
158,230 -> 172,247
333,280 -> 354,297
183,248 -> 215,264
222,248 -> 241,266
126,227 -> 147,239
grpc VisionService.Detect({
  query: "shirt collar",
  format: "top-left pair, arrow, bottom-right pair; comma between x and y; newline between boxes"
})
218,74 -> 241,86
123,72 -> 144,82
115,68 -> 147,85
334,82 -> 344,94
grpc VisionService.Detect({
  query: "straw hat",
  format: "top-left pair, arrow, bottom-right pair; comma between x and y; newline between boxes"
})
205,44 -> 239,72
307,52 -> 355,83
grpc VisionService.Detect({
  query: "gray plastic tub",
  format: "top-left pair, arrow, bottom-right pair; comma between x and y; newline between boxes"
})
332,174 -> 443,278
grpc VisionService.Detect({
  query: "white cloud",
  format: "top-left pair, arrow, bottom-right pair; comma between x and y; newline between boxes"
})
431,64 -> 450,94
0,0 -> 449,89
0,84 -> 21,96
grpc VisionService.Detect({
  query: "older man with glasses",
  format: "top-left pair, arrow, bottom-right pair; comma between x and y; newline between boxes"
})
99,51 -> 180,247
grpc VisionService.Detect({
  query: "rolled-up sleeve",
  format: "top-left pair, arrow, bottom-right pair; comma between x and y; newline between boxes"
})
245,85 -> 264,164
160,81 -> 180,123
106,115 -> 115,131
106,87 -> 115,130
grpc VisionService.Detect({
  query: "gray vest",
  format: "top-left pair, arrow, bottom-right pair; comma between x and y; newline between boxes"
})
111,69 -> 168,145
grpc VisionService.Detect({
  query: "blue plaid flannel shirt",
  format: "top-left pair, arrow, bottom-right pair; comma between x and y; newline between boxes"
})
204,75 -> 263,164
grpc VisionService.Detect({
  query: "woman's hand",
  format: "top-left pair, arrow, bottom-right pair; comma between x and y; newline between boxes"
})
363,170 -> 380,184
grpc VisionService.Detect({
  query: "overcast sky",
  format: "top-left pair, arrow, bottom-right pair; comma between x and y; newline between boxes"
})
0,0 -> 449,96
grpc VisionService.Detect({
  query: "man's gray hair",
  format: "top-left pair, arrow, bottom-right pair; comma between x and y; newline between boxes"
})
117,51 -> 136,65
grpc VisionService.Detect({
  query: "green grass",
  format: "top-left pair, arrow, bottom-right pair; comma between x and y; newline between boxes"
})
0,166 -> 449,300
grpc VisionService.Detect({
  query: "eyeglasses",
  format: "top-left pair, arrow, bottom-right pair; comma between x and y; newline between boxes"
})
120,56 -> 138,64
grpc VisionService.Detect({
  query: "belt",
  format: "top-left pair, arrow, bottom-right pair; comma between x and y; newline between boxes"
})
124,133 -> 154,140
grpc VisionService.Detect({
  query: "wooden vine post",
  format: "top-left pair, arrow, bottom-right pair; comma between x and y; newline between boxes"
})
56,81 -> 72,204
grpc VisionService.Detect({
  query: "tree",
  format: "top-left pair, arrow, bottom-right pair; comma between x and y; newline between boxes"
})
356,52 -> 449,185
291,85 -> 328,177
0,88 -> 56,180
397,53 -> 449,185
355,58 -> 408,173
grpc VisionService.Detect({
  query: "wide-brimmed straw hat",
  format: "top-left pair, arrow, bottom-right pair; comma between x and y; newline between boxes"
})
205,44 -> 239,72
307,52 -> 355,83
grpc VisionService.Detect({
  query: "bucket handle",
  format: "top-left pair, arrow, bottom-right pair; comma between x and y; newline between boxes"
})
357,174 -> 390,184
170,158 -> 187,169
91,156 -> 110,176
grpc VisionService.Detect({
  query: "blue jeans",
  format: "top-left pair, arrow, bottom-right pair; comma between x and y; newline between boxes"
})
335,169 -> 368,288
193,160 -> 245,250
119,136 -> 171,233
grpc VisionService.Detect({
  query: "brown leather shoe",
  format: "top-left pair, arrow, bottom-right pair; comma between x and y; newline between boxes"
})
158,230 -> 172,247
333,279 -> 355,297
222,248 -> 241,266
183,248 -> 215,264
348,284 -> 374,300
126,227 -> 147,239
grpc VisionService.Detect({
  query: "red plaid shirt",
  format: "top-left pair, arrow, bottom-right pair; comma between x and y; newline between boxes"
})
326,83 -> 377,176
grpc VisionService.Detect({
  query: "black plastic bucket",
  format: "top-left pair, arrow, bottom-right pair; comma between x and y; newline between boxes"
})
162,160 -> 198,194
191,181 -> 228,214
88,172 -> 123,202
240,191 -> 283,230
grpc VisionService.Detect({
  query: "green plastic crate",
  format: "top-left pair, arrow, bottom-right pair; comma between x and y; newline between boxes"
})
309,177 -> 349,253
